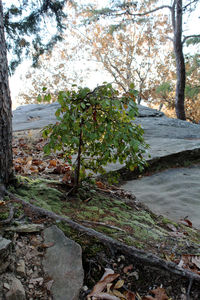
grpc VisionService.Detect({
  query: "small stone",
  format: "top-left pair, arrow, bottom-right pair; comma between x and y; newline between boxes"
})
46,280 -> 54,292
5,277 -> 26,300
128,271 -> 139,280
28,284 -> 34,289
29,277 -> 44,285
3,283 -> 10,290
26,269 -> 33,276
16,259 -> 26,277
82,286 -> 88,292
33,266 -> 37,271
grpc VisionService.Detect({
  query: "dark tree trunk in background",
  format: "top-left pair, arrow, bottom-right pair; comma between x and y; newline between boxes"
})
0,0 -> 13,185
171,0 -> 186,120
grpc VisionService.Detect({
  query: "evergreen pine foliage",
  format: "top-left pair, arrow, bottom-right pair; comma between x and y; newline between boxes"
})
3,0 -> 67,72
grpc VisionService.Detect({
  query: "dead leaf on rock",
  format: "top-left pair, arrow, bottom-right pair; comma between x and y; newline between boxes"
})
180,218 -> 193,227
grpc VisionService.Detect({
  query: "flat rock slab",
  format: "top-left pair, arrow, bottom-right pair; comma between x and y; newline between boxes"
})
122,164 -> 200,229
42,225 -> 83,300
12,103 -> 200,163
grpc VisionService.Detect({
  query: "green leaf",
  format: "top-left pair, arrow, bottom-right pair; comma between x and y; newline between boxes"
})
44,93 -> 51,102
37,94 -> 42,103
81,103 -> 86,109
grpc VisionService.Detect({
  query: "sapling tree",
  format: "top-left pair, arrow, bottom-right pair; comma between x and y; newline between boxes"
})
40,83 -> 148,189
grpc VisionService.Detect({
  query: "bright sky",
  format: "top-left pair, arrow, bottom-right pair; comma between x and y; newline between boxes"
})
9,0 -> 200,109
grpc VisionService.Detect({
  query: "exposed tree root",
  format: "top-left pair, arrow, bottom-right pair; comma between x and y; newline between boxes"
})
0,204 -> 15,224
5,190 -> 200,284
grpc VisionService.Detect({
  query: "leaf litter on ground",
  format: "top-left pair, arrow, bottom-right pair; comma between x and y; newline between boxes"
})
87,268 -> 170,300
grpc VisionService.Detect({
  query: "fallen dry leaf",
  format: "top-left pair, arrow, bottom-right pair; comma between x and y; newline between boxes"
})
87,271 -> 120,298
96,181 -> 107,189
180,218 -> 193,227
113,279 -> 124,289
191,255 -> 200,269
142,287 -> 169,300
124,291 -> 136,300
88,292 -> 121,300
178,254 -> 200,275
112,289 -> 126,298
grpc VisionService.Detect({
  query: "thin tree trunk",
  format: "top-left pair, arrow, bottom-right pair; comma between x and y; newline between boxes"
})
0,0 -> 13,184
172,0 -> 186,120
74,118 -> 84,188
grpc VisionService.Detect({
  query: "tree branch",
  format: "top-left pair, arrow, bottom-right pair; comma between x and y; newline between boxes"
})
183,0 -> 199,11
182,34 -> 200,44
126,5 -> 172,17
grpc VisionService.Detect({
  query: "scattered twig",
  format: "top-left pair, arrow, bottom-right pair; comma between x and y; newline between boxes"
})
186,278 -> 193,300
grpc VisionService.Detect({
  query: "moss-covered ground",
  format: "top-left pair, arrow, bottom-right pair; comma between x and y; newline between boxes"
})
4,176 -> 200,261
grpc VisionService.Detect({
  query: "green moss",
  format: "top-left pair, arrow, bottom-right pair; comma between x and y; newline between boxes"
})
0,211 -> 9,220
8,176 -> 200,259
161,217 -> 179,227
12,178 -> 63,213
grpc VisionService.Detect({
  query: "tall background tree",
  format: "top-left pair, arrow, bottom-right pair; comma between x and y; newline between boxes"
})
0,0 -> 67,185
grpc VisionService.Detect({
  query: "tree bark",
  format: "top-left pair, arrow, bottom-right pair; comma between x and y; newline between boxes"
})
0,0 -> 13,184
172,0 -> 186,120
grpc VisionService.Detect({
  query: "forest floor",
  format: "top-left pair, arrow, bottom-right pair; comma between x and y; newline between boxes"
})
0,130 -> 200,299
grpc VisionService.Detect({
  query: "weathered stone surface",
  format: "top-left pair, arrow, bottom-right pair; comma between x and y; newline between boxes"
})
0,236 -> 12,274
122,165 -> 200,229
5,276 -> 26,300
42,225 -> 84,300
13,102 -> 60,131
12,103 -> 200,162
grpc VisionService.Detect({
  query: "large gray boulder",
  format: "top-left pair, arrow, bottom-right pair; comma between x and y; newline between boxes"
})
42,225 -> 84,300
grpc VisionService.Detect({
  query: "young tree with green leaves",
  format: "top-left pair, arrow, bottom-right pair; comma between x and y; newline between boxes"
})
41,83 -> 148,189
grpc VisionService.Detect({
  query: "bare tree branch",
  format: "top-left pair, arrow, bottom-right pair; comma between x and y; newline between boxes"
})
126,5 -> 172,17
183,0 -> 199,11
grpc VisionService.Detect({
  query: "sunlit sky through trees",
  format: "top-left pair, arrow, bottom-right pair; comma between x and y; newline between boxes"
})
7,0 -> 200,109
